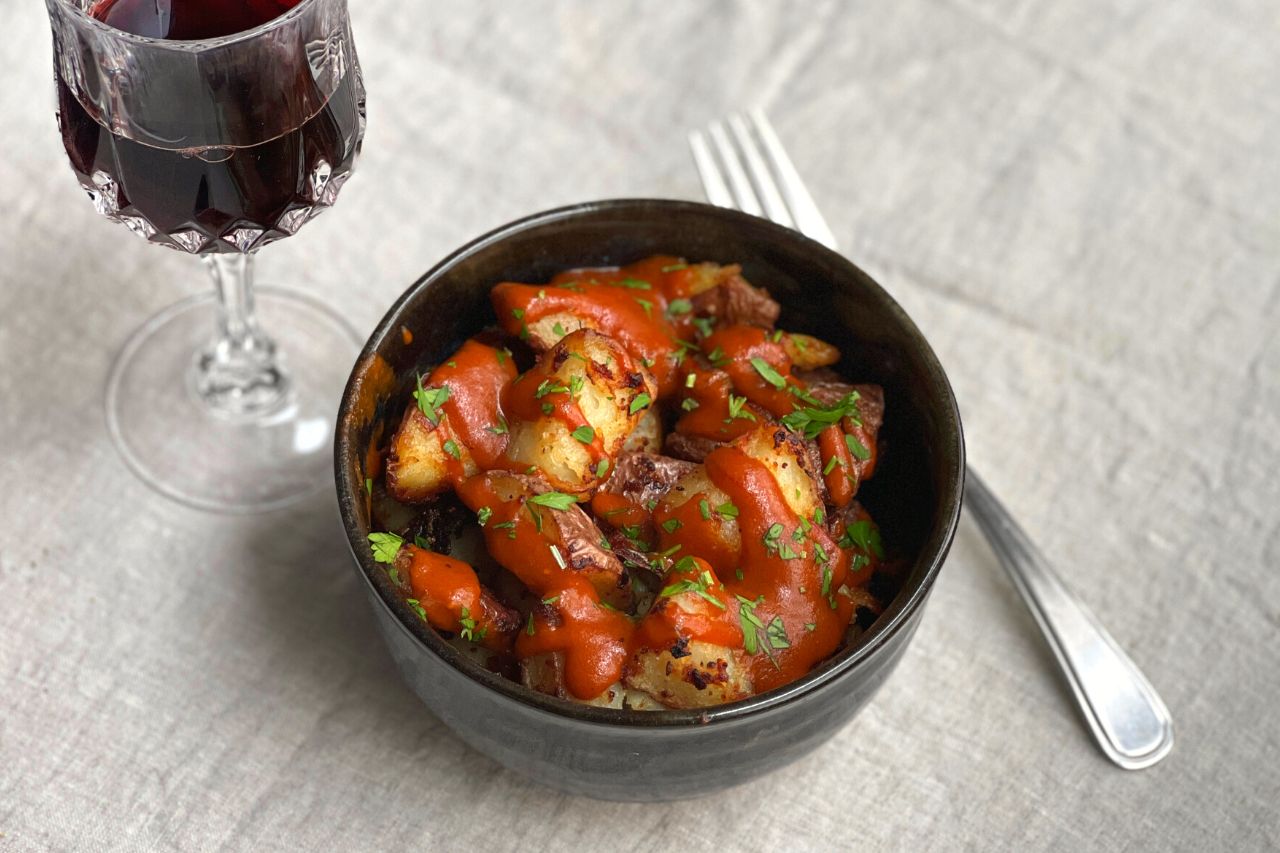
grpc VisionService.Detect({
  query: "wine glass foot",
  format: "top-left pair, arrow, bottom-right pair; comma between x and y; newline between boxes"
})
105,286 -> 361,513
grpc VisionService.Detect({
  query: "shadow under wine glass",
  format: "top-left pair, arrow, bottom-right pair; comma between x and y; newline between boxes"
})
47,0 -> 366,512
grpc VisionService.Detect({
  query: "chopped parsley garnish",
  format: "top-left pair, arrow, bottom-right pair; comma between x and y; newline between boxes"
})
413,376 -> 450,425
629,392 -> 652,414
692,317 -> 715,338
660,263 -> 688,273
840,519 -> 885,558
634,297 -> 654,317
364,477 -> 373,495
511,308 -> 525,319
368,532 -> 403,564
529,491 -> 578,510
527,504 -> 544,532
572,425 -> 595,444
414,535 -> 430,549
486,415 -> 509,436
750,357 -> 787,389
814,507 -> 826,526
535,379 -> 569,399
568,375 -> 585,398
595,459 -> 610,478
442,439 -> 461,459
780,391 -> 862,440
619,278 -> 651,290
667,298 -> 693,316
405,598 -> 427,621
661,518 -> 683,534
552,321 -> 566,338
717,501 -> 739,519
698,499 -> 711,520
660,569 -> 725,609
805,622 -> 817,632
845,433 -> 871,461
492,520 -> 517,539
459,606 -> 484,642
685,373 -> 697,389
822,456 -> 839,476
541,403 -> 553,415
770,329 -> 784,343
476,506 -> 492,526
525,612 -> 536,635
707,346 -> 728,367
726,394 -> 756,422
820,565 -> 833,597
736,596 -> 790,659
542,594 -> 560,605
681,398 -> 699,411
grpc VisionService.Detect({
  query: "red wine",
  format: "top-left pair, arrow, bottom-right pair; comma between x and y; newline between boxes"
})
57,0 -> 364,253
89,0 -> 304,40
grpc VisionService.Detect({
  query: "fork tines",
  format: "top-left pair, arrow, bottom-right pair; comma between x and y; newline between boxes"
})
689,109 -> 839,251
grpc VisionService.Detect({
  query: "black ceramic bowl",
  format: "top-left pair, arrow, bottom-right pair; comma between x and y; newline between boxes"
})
335,199 -> 964,801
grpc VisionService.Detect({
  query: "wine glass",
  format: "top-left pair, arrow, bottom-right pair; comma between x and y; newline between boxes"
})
46,0 -> 366,512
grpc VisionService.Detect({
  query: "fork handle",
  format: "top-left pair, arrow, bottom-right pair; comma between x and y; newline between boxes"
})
963,468 -> 1174,769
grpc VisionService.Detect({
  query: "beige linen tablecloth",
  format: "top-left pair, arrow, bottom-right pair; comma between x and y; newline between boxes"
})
2,1 -> 1277,849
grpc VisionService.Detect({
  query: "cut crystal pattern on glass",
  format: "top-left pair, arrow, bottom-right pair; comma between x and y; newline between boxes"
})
223,226 -> 265,252
170,228 -> 212,253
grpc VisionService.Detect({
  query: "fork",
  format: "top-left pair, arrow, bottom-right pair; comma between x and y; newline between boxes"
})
689,110 -> 1173,770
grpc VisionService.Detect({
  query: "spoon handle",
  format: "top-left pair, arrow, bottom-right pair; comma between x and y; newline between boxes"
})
963,468 -> 1174,769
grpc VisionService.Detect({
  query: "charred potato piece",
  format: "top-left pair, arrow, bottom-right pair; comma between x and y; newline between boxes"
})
624,640 -> 752,709
504,329 -> 657,494
391,545 -> 520,653
781,332 -> 840,369
736,425 -> 825,521
620,407 -> 663,454
385,339 -> 516,502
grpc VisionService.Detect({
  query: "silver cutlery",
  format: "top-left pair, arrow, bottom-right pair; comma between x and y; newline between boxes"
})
689,110 -> 1173,769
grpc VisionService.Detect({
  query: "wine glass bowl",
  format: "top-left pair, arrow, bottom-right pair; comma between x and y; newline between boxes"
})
46,0 -> 367,512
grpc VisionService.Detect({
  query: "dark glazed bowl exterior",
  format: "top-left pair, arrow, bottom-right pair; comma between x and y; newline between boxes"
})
336,199 -> 964,801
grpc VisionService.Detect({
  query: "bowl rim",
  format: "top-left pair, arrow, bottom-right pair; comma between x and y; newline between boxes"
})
335,198 -> 965,728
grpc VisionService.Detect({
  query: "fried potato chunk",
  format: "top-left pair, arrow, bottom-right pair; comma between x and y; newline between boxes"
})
504,329 -> 657,494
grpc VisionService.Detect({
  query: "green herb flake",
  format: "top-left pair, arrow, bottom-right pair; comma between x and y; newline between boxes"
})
685,373 -> 697,389
526,612 -> 536,635
527,504 -> 544,533
572,425 -> 595,444
552,321 -> 567,338
717,501 -> 739,519
845,433 -> 871,461
368,531 -> 404,564
364,477 -> 373,495
667,298 -> 693,316
405,598 -> 427,621
681,398 -> 699,412
660,572 -> 725,609
822,456 -> 839,476
595,459 -> 610,478
459,606 -> 479,642
661,263 -> 688,273
477,506 -> 493,526
528,492 -> 578,510
727,394 -> 756,422
698,499 -> 711,521
692,317 -> 715,338
486,415 -> 509,436
619,278 -> 652,290
661,518 -> 683,534
535,379 -> 569,399
707,346 -> 728,368
511,307 -> 525,320
840,519 -> 885,558
492,520 -> 518,540
629,392 -> 652,414
780,391 -> 862,440
412,375 -> 451,425
442,438 -> 461,460
750,357 -> 787,389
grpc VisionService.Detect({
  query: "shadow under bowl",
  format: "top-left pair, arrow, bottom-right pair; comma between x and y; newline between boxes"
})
335,199 -> 965,801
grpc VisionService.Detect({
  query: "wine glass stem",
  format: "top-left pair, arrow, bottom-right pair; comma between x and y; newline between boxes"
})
192,252 -> 293,420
